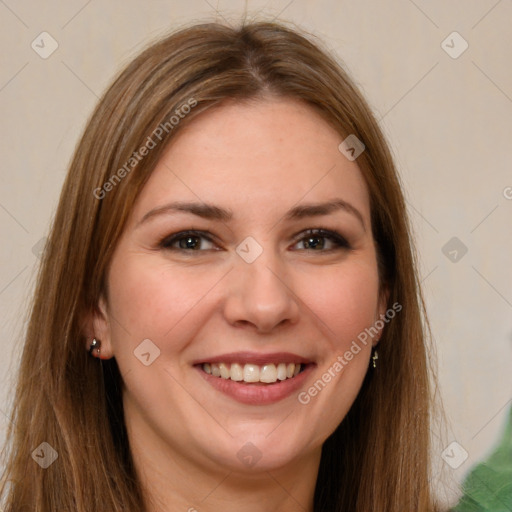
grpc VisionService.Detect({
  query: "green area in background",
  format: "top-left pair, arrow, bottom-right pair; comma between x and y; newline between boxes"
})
451,405 -> 512,512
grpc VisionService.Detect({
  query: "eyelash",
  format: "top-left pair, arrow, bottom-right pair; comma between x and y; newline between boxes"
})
159,228 -> 351,253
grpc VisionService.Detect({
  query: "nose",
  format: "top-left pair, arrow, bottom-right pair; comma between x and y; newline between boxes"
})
223,250 -> 300,334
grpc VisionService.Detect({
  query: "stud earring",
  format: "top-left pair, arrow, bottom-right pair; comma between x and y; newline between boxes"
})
89,338 -> 101,357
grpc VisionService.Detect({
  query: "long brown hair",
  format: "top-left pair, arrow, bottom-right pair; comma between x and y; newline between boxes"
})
1,20 -> 440,511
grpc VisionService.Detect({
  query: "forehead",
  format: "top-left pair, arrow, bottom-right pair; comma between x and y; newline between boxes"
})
129,98 -> 371,225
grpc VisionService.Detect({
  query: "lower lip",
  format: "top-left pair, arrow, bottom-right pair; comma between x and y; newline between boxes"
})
195,364 -> 315,405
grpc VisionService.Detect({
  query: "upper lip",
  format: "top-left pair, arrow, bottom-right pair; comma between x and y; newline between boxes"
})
192,351 -> 314,366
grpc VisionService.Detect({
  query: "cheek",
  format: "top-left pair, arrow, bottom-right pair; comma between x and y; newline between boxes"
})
294,260 -> 379,422
107,255 -> 223,344
297,259 -> 380,350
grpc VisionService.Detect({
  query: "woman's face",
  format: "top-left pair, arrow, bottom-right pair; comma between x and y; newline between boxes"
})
93,97 -> 387,475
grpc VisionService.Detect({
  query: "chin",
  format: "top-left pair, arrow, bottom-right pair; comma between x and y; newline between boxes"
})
196,427 -> 316,474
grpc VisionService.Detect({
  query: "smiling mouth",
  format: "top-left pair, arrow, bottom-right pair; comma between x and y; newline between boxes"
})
199,362 -> 307,384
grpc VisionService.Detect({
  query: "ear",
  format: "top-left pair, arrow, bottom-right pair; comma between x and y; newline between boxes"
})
82,294 -> 115,359
374,284 -> 390,347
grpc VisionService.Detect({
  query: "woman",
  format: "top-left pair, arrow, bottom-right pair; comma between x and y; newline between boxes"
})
0,21 -> 440,511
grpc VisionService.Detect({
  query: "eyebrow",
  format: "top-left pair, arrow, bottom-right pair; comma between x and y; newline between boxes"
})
138,198 -> 366,231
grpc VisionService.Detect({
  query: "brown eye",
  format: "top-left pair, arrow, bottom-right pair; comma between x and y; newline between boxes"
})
160,231 -> 217,251
292,229 -> 350,251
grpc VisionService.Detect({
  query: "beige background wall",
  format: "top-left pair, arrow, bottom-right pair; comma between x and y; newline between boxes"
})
1,0 -> 511,506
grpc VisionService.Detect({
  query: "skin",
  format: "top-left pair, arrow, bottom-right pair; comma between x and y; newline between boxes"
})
89,97 -> 388,512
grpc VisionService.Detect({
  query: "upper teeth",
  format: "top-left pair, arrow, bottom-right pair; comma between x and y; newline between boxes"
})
202,362 -> 302,383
